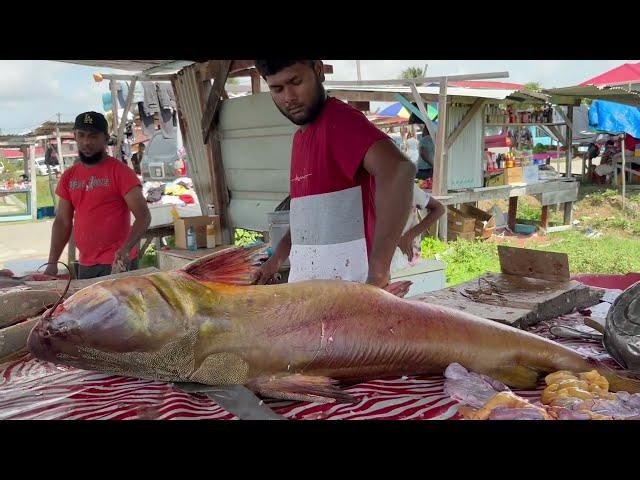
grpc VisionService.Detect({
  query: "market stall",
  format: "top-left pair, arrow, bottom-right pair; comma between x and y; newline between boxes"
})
325,79 -> 579,236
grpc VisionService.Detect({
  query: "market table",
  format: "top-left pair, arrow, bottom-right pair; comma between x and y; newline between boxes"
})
0,309 -> 615,420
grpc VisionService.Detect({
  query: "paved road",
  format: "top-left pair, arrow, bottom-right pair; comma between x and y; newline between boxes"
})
0,219 -> 68,274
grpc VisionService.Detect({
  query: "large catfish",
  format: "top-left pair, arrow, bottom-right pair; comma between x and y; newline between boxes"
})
27,246 -> 640,403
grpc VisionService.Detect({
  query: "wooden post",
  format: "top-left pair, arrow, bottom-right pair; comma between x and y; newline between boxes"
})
109,79 -> 119,137
115,78 -> 137,161
563,202 -> 573,225
250,70 -> 261,94
508,196 -> 518,231
20,145 -> 28,178
540,205 -> 549,231
621,133 -> 626,210
198,61 -> 233,244
434,78 -> 448,241
55,122 -> 64,173
564,105 -> 573,178
28,145 -> 37,220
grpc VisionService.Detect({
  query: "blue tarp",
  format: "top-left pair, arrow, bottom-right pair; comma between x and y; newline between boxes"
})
588,100 -> 640,138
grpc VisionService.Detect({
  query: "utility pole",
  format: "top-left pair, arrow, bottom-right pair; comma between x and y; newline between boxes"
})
55,112 -> 64,173
356,60 -> 362,81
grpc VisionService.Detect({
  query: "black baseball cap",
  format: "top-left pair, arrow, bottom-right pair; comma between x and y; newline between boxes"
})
74,111 -> 108,135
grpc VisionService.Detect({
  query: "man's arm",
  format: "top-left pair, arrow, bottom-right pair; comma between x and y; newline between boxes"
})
44,198 -> 74,276
419,145 -> 434,168
398,196 -> 445,260
113,186 -> 151,271
254,229 -> 291,284
363,139 -> 417,287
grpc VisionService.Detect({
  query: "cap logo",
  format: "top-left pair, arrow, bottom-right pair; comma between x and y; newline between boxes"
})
84,114 -> 93,124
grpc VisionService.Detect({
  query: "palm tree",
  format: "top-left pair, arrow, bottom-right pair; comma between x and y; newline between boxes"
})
399,65 -> 428,80
523,82 -> 541,92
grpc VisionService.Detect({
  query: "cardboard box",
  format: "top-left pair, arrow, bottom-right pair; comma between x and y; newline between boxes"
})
447,206 -> 476,233
174,215 -> 222,249
457,204 -> 496,240
485,172 -> 505,187
523,165 -> 539,184
505,166 -> 524,185
447,229 -> 476,242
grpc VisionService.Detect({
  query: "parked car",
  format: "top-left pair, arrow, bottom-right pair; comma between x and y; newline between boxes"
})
35,158 -> 61,176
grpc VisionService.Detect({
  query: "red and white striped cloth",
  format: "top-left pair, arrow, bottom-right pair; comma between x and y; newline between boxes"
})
0,313 -> 611,420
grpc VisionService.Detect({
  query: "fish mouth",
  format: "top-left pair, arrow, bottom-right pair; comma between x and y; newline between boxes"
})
27,321 -> 58,362
27,314 -> 81,364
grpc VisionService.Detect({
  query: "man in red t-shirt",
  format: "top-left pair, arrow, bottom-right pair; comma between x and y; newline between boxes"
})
253,60 -> 416,288
44,111 -> 151,279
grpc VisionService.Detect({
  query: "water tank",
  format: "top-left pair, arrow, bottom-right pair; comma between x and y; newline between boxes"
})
141,131 -> 179,182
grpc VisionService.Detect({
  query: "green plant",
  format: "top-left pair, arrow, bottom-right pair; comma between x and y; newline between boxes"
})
516,202 -> 541,221
139,243 -> 157,268
399,66 -> 426,80
234,228 -> 263,247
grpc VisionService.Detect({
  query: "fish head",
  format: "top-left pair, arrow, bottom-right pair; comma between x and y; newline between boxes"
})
28,280 -> 157,367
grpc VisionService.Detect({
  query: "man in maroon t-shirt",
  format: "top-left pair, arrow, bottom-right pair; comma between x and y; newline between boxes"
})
254,60 -> 416,288
44,111 -> 151,280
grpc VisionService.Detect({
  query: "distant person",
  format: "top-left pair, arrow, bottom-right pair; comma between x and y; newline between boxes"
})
130,143 -> 145,175
44,112 -> 151,279
408,107 -> 435,180
44,140 -> 59,173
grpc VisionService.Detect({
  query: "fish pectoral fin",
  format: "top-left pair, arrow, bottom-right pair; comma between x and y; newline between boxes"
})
247,374 -> 357,404
384,281 -> 412,298
487,365 -> 540,390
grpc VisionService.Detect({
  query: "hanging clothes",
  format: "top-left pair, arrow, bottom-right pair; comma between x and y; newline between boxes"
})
142,82 -> 160,115
159,108 -> 175,139
132,82 -> 145,104
138,101 -> 156,137
117,82 -> 130,110
157,83 -> 177,139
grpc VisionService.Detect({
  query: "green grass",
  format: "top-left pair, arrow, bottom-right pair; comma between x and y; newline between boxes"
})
421,237 -> 500,286
420,230 -> 640,287
36,175 -> 55,209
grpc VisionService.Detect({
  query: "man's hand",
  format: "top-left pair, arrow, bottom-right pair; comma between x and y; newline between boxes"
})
111,249 -> 131,274
398,232 -> 416,261
254,256 -> 282,285
43,263 -> 59,277
366,268 -> 390,289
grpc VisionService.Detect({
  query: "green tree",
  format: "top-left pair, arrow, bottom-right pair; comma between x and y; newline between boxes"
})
399,66 -> 426,80
523,82 -> 541,92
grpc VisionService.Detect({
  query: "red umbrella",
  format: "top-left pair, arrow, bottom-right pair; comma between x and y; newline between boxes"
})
579,62 -> 640,87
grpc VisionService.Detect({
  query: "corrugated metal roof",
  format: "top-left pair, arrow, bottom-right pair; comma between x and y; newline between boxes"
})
448,80 -> 524,90
325,83 -> 549,106
579,62 -> 640,87
543,85 -> 640,106
57,60 -> 194,73
325,83 -> 518,101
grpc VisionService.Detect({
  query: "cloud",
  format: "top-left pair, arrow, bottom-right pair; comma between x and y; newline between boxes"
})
1,59 -> 639,134
0,61 -> 123,133
325,59 -> 640,88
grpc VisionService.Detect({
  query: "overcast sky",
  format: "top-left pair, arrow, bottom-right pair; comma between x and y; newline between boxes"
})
0,59 -> 637,135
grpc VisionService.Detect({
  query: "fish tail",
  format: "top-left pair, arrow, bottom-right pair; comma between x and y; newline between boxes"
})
182,244 -> 267,285
593,360 -> 640,393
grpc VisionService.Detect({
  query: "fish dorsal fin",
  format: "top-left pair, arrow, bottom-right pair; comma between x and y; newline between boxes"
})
181,244 -> 267,285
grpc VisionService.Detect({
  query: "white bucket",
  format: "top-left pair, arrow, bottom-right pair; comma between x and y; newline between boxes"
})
267,211 -> 290,267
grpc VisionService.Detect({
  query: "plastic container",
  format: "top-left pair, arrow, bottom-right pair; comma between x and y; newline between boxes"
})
267,210 -> 290,267
206,224 -> 216,248
186,226 -> 198,251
